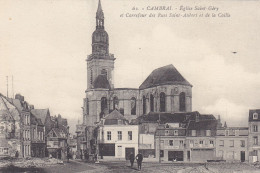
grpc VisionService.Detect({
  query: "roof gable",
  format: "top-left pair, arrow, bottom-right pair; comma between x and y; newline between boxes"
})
104,109 -> 126,120
31,109 -> 49,124
0,93 -> 19,121
30,113 -> 44,126
47,128 -> 66,138
103,110 -> 128,125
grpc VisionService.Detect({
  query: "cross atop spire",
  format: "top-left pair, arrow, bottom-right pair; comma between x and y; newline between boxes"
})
96,0 -> 104,29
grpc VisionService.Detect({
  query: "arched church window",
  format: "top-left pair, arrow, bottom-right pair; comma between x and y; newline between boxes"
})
131,97 -> 136,115
179,92 -> 186,112
150,94 -> 154,112
113,97 -> 119,110
101,69 -> 107,79
86,98 -> 89,115
143,96 -> 146,115
101,97 -> 107,113
160,92 -> 166,112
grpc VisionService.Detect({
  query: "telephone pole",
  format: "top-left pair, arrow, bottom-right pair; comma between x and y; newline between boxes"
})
12,76 -> 14,98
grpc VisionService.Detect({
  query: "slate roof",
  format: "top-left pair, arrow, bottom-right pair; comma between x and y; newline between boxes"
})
200,114 -> 216,120
30,114 -> 44,126
10,99 -> 23,111
0,110 -> 14,121
103,110 -> 128,125
187,120 -> 218,130
103,110 -> 126,120
136,111 -> 200,124
93,75 -> 111,89
139,64 -> 192,89
249,109 -> 260,122
31,109 -> 49,124
0,93 -> 19,121
218,127 -> 248,130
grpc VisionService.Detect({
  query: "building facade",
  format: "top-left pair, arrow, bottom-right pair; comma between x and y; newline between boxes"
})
46,128 -> 68,159
216,127 -> 248,162
248,109 -> 260,162
0,93 -> 46,158
153,112 -> 218,162
97,110 -> 139,159
155,125 -> 186,162
30,114 -> 45,158
186,119 -> 217,162
0,94 -> 22,157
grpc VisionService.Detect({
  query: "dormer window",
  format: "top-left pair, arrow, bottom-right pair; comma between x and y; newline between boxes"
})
174,130 -> 178,136
165,130 -> 169,135
253,113 -> 258,120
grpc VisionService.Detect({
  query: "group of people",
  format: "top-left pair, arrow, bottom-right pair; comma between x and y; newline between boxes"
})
129,152 -> 143,170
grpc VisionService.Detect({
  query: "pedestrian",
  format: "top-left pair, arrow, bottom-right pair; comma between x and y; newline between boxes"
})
67,147 -> 70,163
136,152 -> 143,170
80,149 -> 83,160
129,152 -> 135,168
86,152 -> 89,161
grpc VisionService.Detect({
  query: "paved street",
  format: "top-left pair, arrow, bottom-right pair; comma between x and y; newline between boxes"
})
1,160 -> 260,173
0,160 -> 97,173
45,160 -> 260,173
43,160 -> 97,173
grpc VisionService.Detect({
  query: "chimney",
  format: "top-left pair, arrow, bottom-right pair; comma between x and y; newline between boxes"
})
224,121 -> 227,128
217,115 -> 223,128
195,114 -> 199,122
15,94 -> 24,101
29,105 -> 34,110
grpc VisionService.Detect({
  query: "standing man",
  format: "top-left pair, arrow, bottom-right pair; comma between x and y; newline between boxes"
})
67,146 -> 70,163
129,152 -> 135,168
136,152 -> 143,170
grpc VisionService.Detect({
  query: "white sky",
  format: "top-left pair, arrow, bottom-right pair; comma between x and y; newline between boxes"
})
1,0 -> 260,133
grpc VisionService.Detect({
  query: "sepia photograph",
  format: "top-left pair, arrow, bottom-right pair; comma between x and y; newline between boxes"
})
0,0 -> 260,172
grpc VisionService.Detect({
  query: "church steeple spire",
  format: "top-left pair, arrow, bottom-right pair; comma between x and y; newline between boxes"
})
96,0 -> 104,29
87,0 -> 115,90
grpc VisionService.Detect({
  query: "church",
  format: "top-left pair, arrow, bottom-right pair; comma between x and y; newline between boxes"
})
80,0 -> 193,156
75,1 -> 256,163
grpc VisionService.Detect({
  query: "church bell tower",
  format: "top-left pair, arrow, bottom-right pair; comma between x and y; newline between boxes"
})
86,0 -> 115,90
